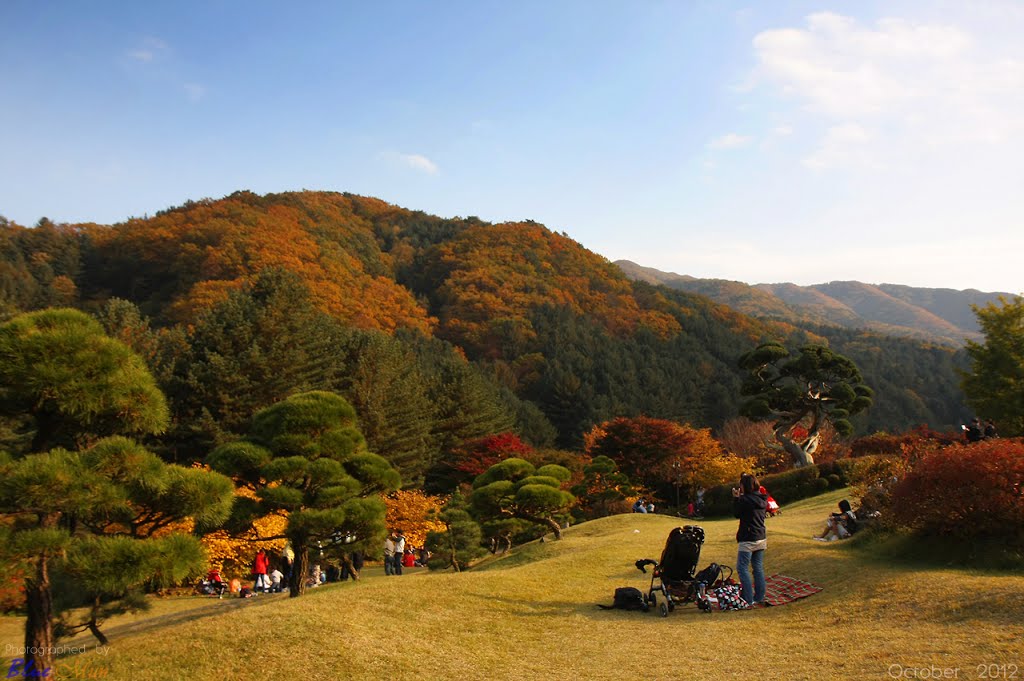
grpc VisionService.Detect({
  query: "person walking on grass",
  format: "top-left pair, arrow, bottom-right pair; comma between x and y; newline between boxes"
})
393,530 -> 406,576
732,473 -> 767,608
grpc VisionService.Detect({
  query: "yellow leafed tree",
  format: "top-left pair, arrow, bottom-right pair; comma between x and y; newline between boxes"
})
199,486 -> 288,577
384,490 -> 447,548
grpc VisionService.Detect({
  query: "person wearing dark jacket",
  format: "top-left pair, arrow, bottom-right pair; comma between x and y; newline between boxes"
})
732,473 -> 768,607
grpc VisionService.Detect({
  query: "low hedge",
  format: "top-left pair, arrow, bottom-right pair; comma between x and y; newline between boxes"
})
702,461 -> 850,516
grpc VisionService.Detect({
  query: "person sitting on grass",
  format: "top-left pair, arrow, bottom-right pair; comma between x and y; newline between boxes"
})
813,499 -> 858,541
205,568 -> 228,598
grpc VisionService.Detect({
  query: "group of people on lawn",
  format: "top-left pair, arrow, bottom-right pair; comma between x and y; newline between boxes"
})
202,542 -> 375,597
383,530 -> 430,575
202,548 -> 286,598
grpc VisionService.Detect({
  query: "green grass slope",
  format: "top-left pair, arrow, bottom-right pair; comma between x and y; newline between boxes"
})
3,491 -> 1021,680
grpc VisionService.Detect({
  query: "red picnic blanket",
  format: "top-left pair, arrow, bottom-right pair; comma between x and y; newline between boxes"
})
763,574 -> 822,606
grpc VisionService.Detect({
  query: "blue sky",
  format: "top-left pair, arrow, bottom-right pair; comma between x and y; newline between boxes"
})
2,1 -> 1022,292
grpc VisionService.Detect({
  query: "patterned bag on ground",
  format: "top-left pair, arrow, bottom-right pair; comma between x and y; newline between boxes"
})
712,584 -> 749,611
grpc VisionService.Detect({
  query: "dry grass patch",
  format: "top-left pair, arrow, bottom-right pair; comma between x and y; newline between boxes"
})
3,490 -> 1022,680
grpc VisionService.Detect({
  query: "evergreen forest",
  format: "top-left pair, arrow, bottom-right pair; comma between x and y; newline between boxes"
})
0,190 -> 973,486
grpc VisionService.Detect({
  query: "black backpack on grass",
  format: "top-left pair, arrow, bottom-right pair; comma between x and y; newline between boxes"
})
597,587 -> 649,612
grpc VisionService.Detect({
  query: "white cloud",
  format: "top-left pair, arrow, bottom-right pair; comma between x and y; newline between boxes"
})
381,152 -> 439,175
399,153 -> 439,174
126,37 -> 169,63
751,12 -> 1024,168
708,133 -> 754,149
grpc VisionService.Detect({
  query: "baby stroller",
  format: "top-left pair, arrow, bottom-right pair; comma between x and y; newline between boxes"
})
761,486 -> 781,517
636,526 -> 731,617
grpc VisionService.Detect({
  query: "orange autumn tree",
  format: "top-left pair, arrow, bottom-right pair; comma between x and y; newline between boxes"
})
383,490 -> 446,549
584,416 -> 749,506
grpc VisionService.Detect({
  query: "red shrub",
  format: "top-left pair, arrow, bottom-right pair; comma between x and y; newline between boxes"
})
0,560 -> 27,613
452,432 -> 534,478
850,425 -> 961,459
890,439 -> 1024,544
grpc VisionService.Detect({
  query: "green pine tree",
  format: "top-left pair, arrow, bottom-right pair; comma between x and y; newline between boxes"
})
207,391 -> 400,597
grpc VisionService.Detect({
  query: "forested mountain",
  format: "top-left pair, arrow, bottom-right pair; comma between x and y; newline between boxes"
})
616,260 -> 1016,346
0,192 -> 973,482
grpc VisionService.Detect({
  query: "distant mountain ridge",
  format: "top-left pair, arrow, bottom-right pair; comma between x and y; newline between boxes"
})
615,260 -> 1017,346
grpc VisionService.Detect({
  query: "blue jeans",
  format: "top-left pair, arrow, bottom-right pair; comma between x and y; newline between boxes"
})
736,548 -> 766,605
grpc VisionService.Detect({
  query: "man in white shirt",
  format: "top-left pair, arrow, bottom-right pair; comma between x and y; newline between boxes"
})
384,533 -> 396,576
393,530 -> 406,576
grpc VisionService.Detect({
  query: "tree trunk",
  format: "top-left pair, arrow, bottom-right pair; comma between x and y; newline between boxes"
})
23,557 -> 55,677
86,621 -> 109,647
544,517 -> 563,539
86,597 -> 110,646
775,427 -> 815,467
448,537 -> 460,572
289,544 -> 308,598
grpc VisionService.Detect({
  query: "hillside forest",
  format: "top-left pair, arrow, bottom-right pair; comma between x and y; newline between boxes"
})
1,190 -> 975,488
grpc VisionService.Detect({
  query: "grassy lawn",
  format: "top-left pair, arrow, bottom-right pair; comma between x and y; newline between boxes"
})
3,490 -> 1022,680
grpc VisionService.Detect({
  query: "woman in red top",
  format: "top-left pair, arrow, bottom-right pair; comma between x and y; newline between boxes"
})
253,549 -> 270,592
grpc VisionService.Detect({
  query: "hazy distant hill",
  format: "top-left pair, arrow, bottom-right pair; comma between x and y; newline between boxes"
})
616,260 -> 1016,346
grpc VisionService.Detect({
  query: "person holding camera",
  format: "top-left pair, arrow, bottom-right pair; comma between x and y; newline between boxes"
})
732,473 -> 768,608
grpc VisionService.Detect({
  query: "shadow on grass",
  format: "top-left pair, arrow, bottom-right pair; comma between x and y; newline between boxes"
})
851,528 -> 1024,572
467,590 -> 812,624
51,591 -> 301,659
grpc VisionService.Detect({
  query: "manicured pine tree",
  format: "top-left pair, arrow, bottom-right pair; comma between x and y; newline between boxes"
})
0,309 -> 233,674
570,455 -> 635,519
469,458 -> 574,540
424,492 -> 486,572
207,391 -> 400,597
738,342 -> 874,467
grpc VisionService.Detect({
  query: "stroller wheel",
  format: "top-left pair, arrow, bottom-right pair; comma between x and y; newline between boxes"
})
667,600 -> 675,612
660,603 -> 669,618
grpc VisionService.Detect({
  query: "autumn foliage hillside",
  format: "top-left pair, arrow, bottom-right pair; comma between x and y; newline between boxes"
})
0,190 -> 970,444
80,191 -> 437,333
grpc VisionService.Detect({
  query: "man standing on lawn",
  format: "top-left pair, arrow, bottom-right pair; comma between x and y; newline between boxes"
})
393,529 -> 406,576
384,532 -> 396,576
